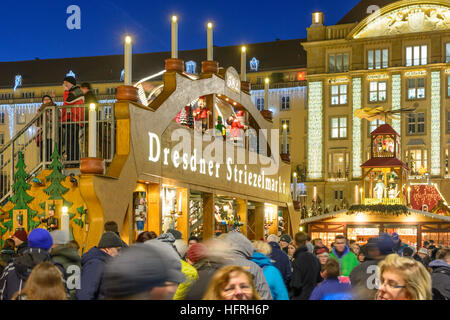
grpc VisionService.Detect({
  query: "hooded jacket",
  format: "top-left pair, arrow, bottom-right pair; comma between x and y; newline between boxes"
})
268,241 -> 292,285
251,252 -> 289,300
51,245 -> 81,300
185,258 -> 224,300
309,278 -> 353,300
76,247 -> 111,300
225,231 -> 273,300
0,249 -> 16,274
290,245 -> 321,300
349,257 -> 383,300
16,241 -> 28,256
429,259 -> 450,300
62,86 -> 85,122
0,248 -> 51,300
329,246 -> 359,277
174,260 -> 198,300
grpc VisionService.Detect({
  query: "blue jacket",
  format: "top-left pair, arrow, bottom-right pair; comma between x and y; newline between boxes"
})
251,252 -> 289,300
309,278 -> 353,300
268,241 -> 292,285
76,247 -> 111,300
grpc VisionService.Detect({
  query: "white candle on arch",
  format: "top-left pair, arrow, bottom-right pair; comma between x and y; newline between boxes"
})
171,16 -> 178,59
207,22 -> 213,61
124,36 -> 132,85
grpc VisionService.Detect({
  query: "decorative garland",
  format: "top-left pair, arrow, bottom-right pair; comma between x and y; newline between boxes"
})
348,204 -> 409,216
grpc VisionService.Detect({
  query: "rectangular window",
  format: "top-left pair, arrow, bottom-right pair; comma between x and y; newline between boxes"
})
331,117 -> 347,139
334,190 -> 344,200
281,119 -> 290,134
0,112 -> 5,124
369,119 -> 385,134
368,49 -> 389,69
407,149 -> 427,175
446,43 -> 450,63
448,75 -> 450,97
447,111 -> 450,133
281,96 -> 290,110
256,98 -> 264,111
407,113 -> 425,134
329,53 -> 349,73
369,81 -> 387,102
406,45 -> 427,66
16,112 -> 26,125
0,133 -> 4,145
331,84 -> 348,105
256,77 -> 263,85
408,78 -> 426,99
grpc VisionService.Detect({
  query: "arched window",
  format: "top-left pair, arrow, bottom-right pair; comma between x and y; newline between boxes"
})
186,61 -> 197,74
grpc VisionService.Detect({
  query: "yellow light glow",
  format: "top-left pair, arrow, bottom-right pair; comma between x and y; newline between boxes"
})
360,188 -> 363,193
172,15 -> 177,22
283,123 -> 287,130
299,226 -> 304,232
89,103 -> 96,111
407,186 -> 411,192
233,102 -> 237,106
265,77 -> 269,84
125,36 -> 132,44
293,172 -> 297,177
241,46 -> 246,53
355,212 -> 366,222
207,22 -> 213,29
62,206 -> 68,214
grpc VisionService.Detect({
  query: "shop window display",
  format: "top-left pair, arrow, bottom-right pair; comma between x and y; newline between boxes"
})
189,194 -> 203,238
384,226 -> 417,247
310,232 -> 344,248
214,198 -> 243,233
347,226 -> 379,245
162,186 -> 182,233
133,191 -> 147,233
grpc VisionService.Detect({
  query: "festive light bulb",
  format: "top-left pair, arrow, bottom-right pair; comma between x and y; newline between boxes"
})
293,172 -> 297,177
172,15 -> 177,22
265,77 -> 269,84
62,206 -> 68,214
207,22 -> 213,29
125,36 -> 132,44
241,46 -> 246,53
89,103 -> 96,111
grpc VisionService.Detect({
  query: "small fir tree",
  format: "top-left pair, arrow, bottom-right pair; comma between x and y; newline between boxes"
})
179,106 -> 188,126
9,152 -> 38,231
44,143 -> 69,200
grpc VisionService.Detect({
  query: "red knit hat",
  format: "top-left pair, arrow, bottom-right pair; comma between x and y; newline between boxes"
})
12,229 -> 28,242
186,243 -> 208,264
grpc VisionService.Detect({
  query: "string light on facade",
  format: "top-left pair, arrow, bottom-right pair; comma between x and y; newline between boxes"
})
391,75 -> 401,134
308,81 -> 323,179
352,77 -> 362,178
431,71 -> 441,176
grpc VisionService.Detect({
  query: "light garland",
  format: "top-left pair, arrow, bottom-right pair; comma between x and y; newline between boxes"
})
352,78 -> 362,178
307,81 -> 323,179
431,71 -> 441,176
250,87 -> 306,111
391,74 -> 401,135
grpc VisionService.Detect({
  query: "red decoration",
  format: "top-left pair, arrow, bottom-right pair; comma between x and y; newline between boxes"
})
410,185 -> 443,212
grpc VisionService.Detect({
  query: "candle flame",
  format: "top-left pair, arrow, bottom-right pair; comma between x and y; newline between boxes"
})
265,77 -> 269,84
125,36 -> 132,44
89,103 -> 96,111
172,15 -> 177,22
241,46 -> 246,53
207,22 -> 213,29
293,172 -> 297,177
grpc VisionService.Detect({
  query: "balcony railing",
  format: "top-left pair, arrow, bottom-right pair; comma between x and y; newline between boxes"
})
363,198 -> 403,205
0,103 -> 115,203
250,81 -> 307,91
327,171 -> 349,181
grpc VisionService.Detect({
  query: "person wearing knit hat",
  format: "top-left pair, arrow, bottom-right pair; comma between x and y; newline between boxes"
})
0,228 -> 52,300
103,242 -> 185,300
11,229 -> 28,256
76,232 -> 123,300
28,228 -> 53,251
167,229 -> 182,240
279,234 -> 292,255
266,234 -> 292,287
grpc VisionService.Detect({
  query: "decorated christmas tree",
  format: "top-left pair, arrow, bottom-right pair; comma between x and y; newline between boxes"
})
179,106 -> 188,126
44,143 -> 69,200
10,152 -> 39,231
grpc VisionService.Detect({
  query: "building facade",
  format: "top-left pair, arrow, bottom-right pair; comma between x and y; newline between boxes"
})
302,0 -> 450,213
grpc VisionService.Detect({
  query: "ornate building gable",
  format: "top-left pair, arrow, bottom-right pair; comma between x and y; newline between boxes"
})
349,0 -> 450,39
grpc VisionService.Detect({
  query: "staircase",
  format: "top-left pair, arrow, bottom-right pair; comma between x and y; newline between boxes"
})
0,103 -> 116,204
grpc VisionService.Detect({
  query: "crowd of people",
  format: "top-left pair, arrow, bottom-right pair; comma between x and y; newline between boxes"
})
0,224 -> 448,300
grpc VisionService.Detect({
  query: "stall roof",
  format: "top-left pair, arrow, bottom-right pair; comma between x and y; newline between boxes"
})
370,124 -> 399,136
360,157 -> 408,169
300,208 -> 450,224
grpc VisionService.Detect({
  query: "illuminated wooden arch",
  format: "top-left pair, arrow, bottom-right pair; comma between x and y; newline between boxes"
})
347,0 -> 450,39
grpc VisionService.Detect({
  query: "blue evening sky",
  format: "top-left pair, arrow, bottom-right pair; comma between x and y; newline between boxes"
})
0,0 -> 360,61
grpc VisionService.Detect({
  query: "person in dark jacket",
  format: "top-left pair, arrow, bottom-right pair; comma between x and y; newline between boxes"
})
11,230 -> 28,256
429,248 -> 450,300
413,247 -> 431,267
349,234 -> 394,300
266,234 -> 291,286
0,239 -> 16,275
50,230 -> 81,300
184,242 -> 224,300
0,228 -> 53,300
80,83 -> 98,105
76,232 -> 123,300
289,231 -> 321,300
392,232 -> 409,256
103,221 -> 128,248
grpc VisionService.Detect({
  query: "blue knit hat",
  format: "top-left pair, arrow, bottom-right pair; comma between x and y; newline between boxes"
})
28,228 -> 53,251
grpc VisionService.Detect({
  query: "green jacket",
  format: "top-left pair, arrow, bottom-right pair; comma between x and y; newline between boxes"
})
329,246 -> 359,277
50,245 -> 81,300
173,259 -> 199,300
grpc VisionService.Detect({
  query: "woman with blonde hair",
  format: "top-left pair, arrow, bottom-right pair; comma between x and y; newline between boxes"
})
376,253 -> 432,300
13,262 -> 67,300
203,265 -> 261,300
